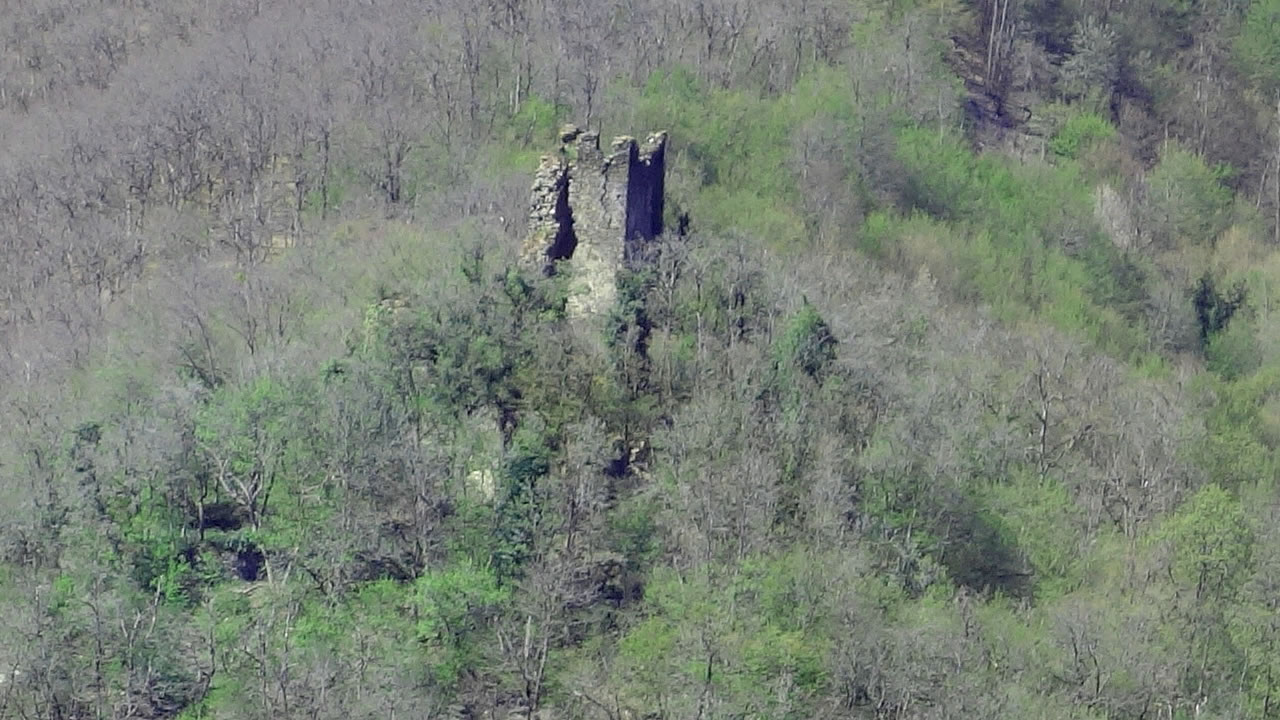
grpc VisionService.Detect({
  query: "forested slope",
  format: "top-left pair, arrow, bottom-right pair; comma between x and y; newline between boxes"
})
3,0 -> 1280,718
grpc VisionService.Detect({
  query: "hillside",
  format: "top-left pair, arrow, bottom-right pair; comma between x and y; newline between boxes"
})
3,0 -> 1280,718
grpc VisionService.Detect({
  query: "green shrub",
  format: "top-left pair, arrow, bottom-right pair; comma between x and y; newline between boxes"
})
1049,111 -> 1115,159
1145,145 -> 1234,246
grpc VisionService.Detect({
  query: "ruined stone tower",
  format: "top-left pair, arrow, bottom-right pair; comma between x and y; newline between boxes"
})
522,125 -> 668,315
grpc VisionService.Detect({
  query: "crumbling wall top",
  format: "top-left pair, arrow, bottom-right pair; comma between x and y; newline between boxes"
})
522,125 -> 669,316
639,132 -> 667,161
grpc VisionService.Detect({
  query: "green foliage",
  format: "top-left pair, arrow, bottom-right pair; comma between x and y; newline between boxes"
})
607,493 -> 660,571
614,560 -> 832,719
12,1 -> 1280,718
1230,518 -> 1280,719
492,422 -> 553,580
1205,422 -> 1273,488
1190,364 -> 1280,492
983,473 -> 1087,599
1206,315 -> 1261,379
488,94 -> 571,172
632,71 -> 805,244
1155,484 -> 1253,602
895,127 -> 980,220
773,301 -> 838,380
690,186 -> 807,246
195,378 -> 299,483
368,247 -> 563,435
114,488 -> 198,604
636,70 -> 793,199
1146,145 -> 1235,246
1049,111 -> 1116,159
630,63 -> 904,248
879,128 -> 1153,361
194,376 -> 326,541
414,562 -> 509,688
1236,0 -> 1280,95
607,267 -> 653,352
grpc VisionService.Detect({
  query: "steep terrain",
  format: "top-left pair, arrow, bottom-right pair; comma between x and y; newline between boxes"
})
2,0 -> 1280,718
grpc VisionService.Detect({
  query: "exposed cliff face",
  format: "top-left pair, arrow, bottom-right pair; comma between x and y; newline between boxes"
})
522,126 -> 668,315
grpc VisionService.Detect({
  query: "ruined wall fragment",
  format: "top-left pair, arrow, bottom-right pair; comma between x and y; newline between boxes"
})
625,131 -> 667,259
520,154 -> 573,275
522,125 -> 668,316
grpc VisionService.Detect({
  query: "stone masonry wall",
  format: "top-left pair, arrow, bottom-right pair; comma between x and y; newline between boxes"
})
625,132 -> 667,260
521,125 -> 668,315
521,154 -> 574,275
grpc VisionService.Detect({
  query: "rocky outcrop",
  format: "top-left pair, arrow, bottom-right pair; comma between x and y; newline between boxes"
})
521,125 -> 668,315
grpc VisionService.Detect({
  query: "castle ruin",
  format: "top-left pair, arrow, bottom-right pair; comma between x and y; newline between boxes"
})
522,126 -> 668,315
